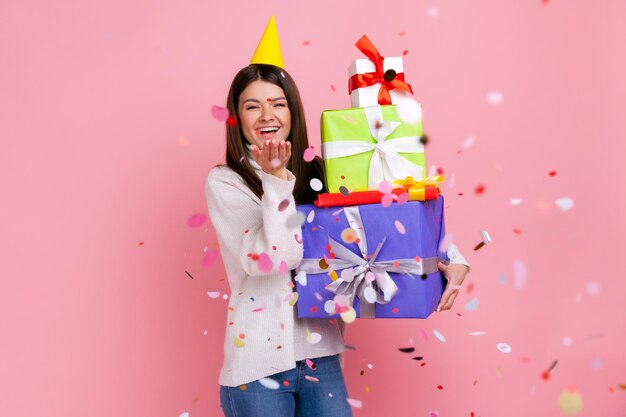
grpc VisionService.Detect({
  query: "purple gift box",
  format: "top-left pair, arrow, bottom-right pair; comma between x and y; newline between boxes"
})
295,198 -> 449,319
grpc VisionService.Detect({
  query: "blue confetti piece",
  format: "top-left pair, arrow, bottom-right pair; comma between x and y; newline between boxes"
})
498,273 -> 507,285
464,297 -> 479,311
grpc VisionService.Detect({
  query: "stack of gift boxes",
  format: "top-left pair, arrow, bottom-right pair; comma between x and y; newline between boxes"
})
295,35 -> 449,320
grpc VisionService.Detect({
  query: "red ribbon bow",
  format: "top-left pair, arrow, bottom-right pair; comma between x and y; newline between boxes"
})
348,35 -> 413,105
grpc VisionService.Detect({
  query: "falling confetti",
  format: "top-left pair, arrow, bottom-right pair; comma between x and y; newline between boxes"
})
340,306 -> 357,323
341,228 -> 358,243
303,146 -> 316,162
585,281 -> 600,295
497,342 -> 512,353
394,220 -> 406,235
305,358 -> 317,370
513,259 -> 527,289
211,105 -> 229,121
474,184 -> 486,195
468,331 -> 486,336
234,337 -> 245,348
178,135 -> 189,146
498,273 -> 507,285
510,198 -> 522,205
207,291 -> 220,299
310,178 -> 323,191
258,378 -> 280,390
396,95 -> 422,124
307,331 -> 322,344
463,136 -> 475,150
464,297 -> 479,311
562,337 -> 573,347
398,347 -> 415,353
187,213 -> 207,228
381,193 -> 394,207
202,249 -> 220,267
555,197 -> 575,212
378,181 -> 393,194
305,375 -> 319,382
558,386 -> 583,415
295,271 -> 307,286
433,329 -> 447,342
339,186 -> 350,196
346,398 -> 363,409
487,91 -> 504,104
257,253 -> 273,273
427,8 -> 439,16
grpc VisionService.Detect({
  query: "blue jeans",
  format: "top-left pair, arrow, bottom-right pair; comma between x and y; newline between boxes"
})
219,354 -> 353,417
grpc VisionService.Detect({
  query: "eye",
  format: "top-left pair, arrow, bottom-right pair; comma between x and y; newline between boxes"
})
245,105 -> 259,110
274,102 -> 287,108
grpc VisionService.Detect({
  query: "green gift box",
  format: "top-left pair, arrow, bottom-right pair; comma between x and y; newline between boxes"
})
321,104 -> 427,193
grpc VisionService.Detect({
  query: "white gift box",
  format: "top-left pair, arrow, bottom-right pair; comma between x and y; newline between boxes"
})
348,57 -> 409,108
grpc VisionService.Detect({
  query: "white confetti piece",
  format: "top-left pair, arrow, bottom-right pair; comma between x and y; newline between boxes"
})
306,210 -> 315,223
555,197 -> 574,212
396,95 -> 422,125
222,294 -> 229,300
179,412 -> 190,417
394,220 -> 406,235
307,332 -> 322,344
427,7 -> 439,16
324,300 -> 336,314
513,259 -> 527,290
295,271 -> 307,286
462,135 -> 475,150
340,306 -> 357,324
346,398 -> 363,408
433,329 -> 447,342
497,342 -> 512,353
510,198 -> 522,205
590,358 -> 603,370
448,173 -> 455,189
468,331 -> 486,336
562,337 -> 573,347
464,297 -> 479,311
310,178 -> 323,191
487,90 -> 503,104
258,377 -> 280,390
207,291 -> 220,299
585,281 -> 600,295
367,363 -> 373,369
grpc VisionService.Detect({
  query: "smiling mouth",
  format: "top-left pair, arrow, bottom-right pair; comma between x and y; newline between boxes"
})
257,127 -> 280,138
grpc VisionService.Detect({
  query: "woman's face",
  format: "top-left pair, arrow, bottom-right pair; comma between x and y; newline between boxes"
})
238,80 -> 291,149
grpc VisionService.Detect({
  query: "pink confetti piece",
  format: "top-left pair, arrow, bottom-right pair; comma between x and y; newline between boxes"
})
279,261 -> 288,274
513,259 -> 527,289
381,193 -> 394,207
419,327 -> 429,341
207,291 -> 220,298
257,253 -> 273,273
252,307 -> 265,312
394,220 -> 406,235
463,135 -> 475,149
397,192 -> 410,204
294,234 -> 303,244
303,146 -> 316,162
187,213 -> 207,227
211,105 -> 230,121
346,398 -> 363,409
202,249 -> 220,267
378,181 -> 393,194
305,358 -> 315,369
305,375 -> 319,382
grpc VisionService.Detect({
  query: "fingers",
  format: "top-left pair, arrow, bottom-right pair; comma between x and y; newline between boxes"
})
437,261 -> 448,273
436,289 -> 459,312
278,140 -> 286,162
285,141 -> 292,160
270,140 -> 278,161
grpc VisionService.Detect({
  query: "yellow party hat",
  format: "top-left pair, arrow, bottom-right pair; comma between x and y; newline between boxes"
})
250,16 -> 285,69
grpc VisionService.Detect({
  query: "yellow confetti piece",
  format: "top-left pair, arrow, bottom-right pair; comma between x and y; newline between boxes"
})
341,228 -> 358,243
234,337 -> 245,348
239,384 -> 247,391
558,386 -> 583,415
288,292 -> 299,306
496,364 -> 503,377
329,270 -> 338,281
340,306 -> 357,323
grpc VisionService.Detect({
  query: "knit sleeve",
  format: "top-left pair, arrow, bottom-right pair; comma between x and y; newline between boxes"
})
205,167 -> 304,277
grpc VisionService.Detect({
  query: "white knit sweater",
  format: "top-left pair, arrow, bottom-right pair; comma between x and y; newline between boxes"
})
205,155 -> 469,387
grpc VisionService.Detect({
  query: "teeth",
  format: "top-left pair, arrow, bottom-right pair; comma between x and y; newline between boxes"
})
259,127 -> 279,133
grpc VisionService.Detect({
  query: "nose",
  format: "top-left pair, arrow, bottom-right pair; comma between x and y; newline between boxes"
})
259,103 -> 275,121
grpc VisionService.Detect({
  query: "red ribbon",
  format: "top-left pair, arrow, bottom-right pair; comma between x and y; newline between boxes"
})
348,35 -> 413,105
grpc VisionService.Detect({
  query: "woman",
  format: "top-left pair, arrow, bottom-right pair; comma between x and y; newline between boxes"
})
205,63 -> 353,417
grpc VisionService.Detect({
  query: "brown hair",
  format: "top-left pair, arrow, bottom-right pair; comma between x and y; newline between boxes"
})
223,64 -> 325,204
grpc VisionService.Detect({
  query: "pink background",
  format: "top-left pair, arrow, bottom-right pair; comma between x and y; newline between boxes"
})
1,1 -> 625,416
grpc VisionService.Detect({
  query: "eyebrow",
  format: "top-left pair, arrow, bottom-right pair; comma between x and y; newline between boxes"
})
241,97 -> 287,105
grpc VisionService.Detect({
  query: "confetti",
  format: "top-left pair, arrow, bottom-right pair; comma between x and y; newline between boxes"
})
187,213 -> 207,227
498,273 -> 507,285
226,115 -> 236,126
497,342 -> 512,353
257,253 -> 273,273
295,271 -> 307,286
185,271 -> 194,280
419,327 -> 429,341
202,249 -> 220,267
474,184 -> 486,195
341,228 -> 358,243
548,170 -> 557,176
396,95 -> 422,124
381,193 -> 394,207
585,281 -> 600,295
378,181 -> 393,194
468,331 -> 486,336
305,375 -> 319,382
305,358 -> 316,370
394,220 -> 406,235
590,358 -> 603,371
330,84 -> 336,92
207,291 -> 220,299
562,337 -> 573,347
464,297 -> 479,311
303,146 -> 316,162
178,135 -> 189,146
285,292 -> 299,306
555,197 -> 574,212
340,306 -> 357,323
558,386 -> 583,415
339,186 -> 350,196
427,7 -> 439,16
310,178 -> 323,191
547,360 -> 558,372
487,90 -> 503,104
462,135 -> 475,150
279,261 -> 288,274
307,331 -> 322,344
398,347 -> 415,353
346,398 -> 363,409
211,105 -> 229,121
510,198 -> 522,205
513,259 -> 527,289
294,234 -> 303,244
433,329 -> 446,342
278,199 -> 290,212
234,337 -> 245,348
258,378 -> 280,390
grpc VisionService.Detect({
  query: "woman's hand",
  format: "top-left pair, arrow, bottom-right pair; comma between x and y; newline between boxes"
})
250,140 -> 291,180
436,262 -> 470,312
